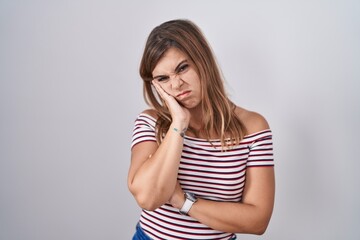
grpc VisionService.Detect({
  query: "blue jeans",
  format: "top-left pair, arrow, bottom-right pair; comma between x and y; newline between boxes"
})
132,223 -> 237,240
132,223 -> 152,240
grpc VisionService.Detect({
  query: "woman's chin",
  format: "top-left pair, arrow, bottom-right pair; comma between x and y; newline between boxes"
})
181,101 -> 201,110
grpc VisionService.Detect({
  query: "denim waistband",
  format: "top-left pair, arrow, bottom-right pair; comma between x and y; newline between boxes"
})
132,223 -> 152,240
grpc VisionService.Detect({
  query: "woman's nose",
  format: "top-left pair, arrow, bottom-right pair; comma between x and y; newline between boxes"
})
171,75 -> 183,89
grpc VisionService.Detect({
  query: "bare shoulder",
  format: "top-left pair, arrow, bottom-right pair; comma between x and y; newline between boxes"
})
234,106 -> 270,135
141,109 -> 158,119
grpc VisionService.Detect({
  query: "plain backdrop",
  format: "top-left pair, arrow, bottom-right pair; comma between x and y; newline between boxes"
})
1,0 -> 359,239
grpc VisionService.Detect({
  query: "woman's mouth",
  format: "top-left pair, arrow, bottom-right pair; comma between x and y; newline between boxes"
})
176,90 -> 191,99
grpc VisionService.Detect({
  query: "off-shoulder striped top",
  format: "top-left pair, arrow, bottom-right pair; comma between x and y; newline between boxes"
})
131,113 -> 274,240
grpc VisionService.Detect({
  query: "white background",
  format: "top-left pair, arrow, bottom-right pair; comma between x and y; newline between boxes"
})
1,0 -> 359,239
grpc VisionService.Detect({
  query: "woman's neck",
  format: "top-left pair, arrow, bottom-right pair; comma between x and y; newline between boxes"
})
188,104 -> 203,129
187,105 -> 221,139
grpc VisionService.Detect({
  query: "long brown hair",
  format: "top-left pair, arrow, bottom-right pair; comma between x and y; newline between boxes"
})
139,19 -> 246,148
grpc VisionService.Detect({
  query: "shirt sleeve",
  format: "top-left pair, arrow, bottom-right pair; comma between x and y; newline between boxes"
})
131,113 -> 157,149
247,130 -> 274,167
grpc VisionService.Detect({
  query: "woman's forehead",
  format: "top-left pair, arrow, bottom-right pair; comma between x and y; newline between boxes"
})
152,48 -> 187,75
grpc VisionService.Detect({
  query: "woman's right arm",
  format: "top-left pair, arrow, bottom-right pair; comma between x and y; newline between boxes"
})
128,118 -> 186,210
128,80 -> 189,211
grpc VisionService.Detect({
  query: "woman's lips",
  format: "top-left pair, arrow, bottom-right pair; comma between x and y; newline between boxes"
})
176,90 -> 191,99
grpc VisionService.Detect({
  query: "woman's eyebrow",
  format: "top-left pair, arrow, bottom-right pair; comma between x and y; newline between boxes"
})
152,59 -> 188,80
174,60 -> 188,72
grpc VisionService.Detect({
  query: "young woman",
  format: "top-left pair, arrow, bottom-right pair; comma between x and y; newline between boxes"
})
128,19 -> 275,240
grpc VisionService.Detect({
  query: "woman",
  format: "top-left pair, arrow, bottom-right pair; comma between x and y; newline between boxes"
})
128,19 -> 275,240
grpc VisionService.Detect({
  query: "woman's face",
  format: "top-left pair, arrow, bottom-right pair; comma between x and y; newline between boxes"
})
152,48 -> 202,109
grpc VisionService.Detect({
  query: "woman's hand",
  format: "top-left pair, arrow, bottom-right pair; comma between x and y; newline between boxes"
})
168,181 -> 185,209
152,80 -> 190,128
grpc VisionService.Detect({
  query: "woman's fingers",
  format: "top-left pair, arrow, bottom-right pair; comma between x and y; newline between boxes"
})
152,80 -> 175,103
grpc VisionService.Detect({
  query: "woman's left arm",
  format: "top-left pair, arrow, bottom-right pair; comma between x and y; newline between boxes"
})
170,166 -> 275,235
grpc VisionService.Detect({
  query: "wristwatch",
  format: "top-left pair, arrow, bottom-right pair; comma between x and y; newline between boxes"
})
179,192 -> 198,215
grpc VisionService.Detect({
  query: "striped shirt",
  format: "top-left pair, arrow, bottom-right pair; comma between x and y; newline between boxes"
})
131,113 -> 274,240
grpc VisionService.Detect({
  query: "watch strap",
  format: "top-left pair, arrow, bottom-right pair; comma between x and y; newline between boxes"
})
179,192 -> 197,215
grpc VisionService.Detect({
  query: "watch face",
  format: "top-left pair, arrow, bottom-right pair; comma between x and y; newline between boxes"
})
185,192 -> 197,202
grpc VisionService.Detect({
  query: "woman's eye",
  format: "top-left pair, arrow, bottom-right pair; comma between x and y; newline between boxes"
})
157,77 -> 169,82
178,64 -> 189,73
